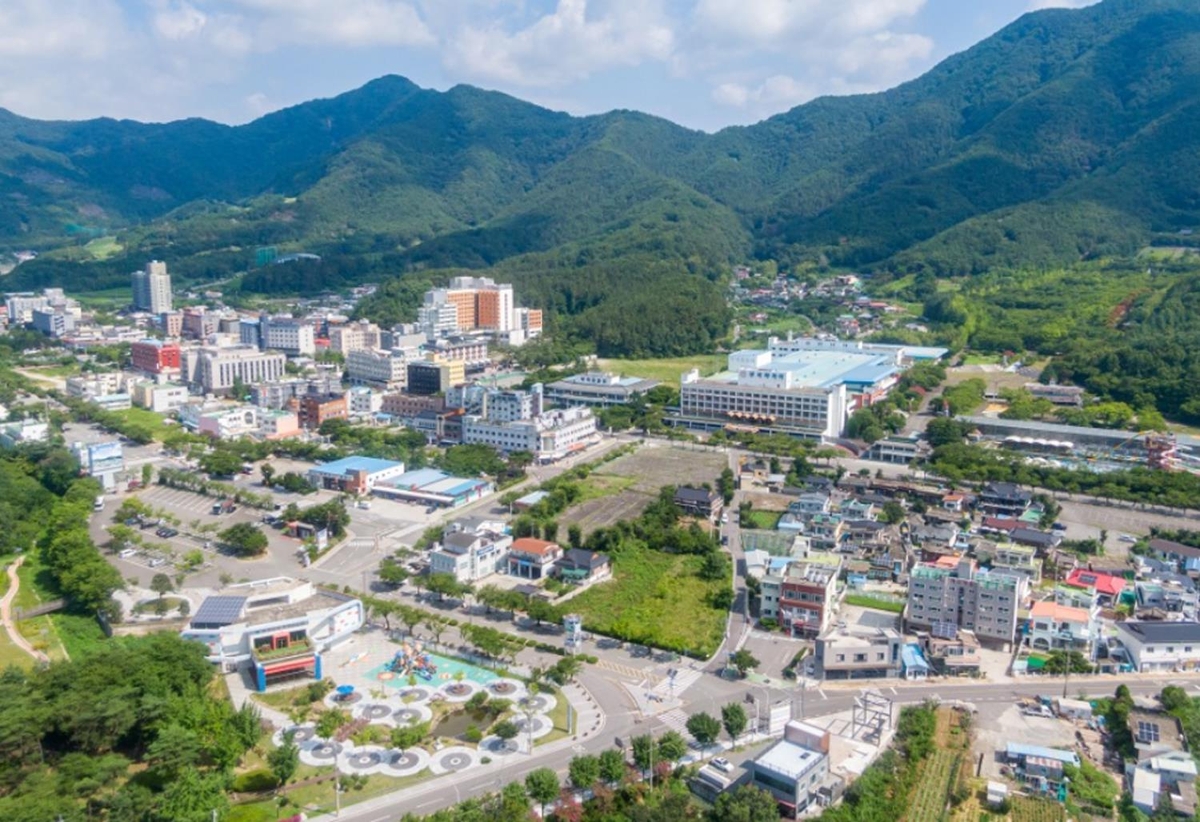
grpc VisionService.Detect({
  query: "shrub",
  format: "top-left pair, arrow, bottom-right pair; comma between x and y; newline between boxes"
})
464,725 -> 483,744
231,769 -> 278,793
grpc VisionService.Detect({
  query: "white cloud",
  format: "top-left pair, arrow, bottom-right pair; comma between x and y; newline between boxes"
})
693,0 -> 926,48
226,0 -> 435,47
445,0 -> 674,86
1025,0 -> 1096,10
835,32 -> 934,78
712,74 -> 816,109
0,0 -> 125,60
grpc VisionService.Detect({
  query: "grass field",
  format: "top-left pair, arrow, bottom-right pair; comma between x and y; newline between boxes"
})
0,565 -> 33,670
908,708 -> 972,822
83,236 -> 123,260
741,510 -> 782,530
596,354 -> 728,387
14,553 -> 69,662
843,594 -> 905,614
569,548 -> 726,656
110,407 -> 173,440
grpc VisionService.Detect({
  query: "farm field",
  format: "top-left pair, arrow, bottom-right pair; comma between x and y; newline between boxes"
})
596,354 -> 728,387
907,707 -> 972,822
569,547 -> 725,656
741,510 -> 782,530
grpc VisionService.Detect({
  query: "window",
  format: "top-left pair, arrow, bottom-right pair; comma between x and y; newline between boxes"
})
835,654 -> 845,662
853,653 -> 867,663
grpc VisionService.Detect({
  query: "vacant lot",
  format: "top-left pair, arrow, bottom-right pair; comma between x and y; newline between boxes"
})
596,354 -> 728,387
569,548 -> 726,656
558,445 -> 727,535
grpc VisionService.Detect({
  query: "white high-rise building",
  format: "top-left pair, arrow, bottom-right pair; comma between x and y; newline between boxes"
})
132,261 -> 173,314
182,346 -> 287,395
346,348 -> 407,388
261,316 -> 315,357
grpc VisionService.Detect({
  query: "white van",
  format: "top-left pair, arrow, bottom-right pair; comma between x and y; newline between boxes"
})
93,495 -> 105,512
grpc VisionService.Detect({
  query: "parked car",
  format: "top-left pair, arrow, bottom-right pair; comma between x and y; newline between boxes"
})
711,757 -> 733,773
1118,533 -> 1137,543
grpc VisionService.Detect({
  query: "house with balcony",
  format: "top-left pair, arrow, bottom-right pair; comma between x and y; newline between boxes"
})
429,519 -> 512,584
507,538 -> 563,580
674,486 -> 723,521
982,542 -> 1042,583
813,624 -> 902,680
979,482 -> 1033,517
788,492 -> 831,518
1065,568 -> 1126,607
555,549 -> 611,584
1147,538 -> 1200,575
1135,575 -> 1198,619
1027,600 -> 1101,657
920,630 -> 982,676
777,560 -> 841,638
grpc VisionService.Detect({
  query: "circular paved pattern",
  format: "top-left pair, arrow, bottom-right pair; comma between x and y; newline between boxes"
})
439,681 -> 479,702
402,687 -> 432,702
394,705 -> 434,725
488,679 -> 520,696
520,694 -> 557,714
514,715 -> 553,740
335,692 -> 364,705
445,682 -> 471,696
359,703 -> 392,721
381,747 -> 430,778
481,736 -> 519,755
309,742 -> 345,761
432,746 -> 478,774
290,726 -> 316,744
346,751 -> 383,771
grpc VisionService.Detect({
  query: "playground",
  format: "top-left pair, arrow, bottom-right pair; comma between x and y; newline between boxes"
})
368,643 -> 500,688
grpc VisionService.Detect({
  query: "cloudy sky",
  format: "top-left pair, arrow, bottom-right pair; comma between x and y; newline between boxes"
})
1,0 -> 1096,131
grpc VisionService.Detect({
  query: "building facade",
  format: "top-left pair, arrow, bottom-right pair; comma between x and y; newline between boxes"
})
131,339 -> 182,375
545,371 -> 661,408
183,346 -> 287,395
346,348 -> 407,388
462,406 -> 597,461
131,261 -> 173,314
906,559 -> 1025,646
297,393 -> 347,430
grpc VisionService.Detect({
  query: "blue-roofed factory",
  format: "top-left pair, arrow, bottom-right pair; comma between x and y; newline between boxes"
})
306,456 -> 407,494
374,468 -> 493,509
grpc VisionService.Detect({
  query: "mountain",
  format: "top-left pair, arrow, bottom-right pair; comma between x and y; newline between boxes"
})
2,0 -> 1200,354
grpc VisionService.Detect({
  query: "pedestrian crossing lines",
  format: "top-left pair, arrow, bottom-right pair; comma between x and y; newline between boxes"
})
657,708 -> 690,735
652,667 -> 703,697
595,658 -> 652,681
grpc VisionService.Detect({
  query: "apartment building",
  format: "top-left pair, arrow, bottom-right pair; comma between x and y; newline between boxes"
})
426,336 -> 489,367
131,261 -> 172,313
346,348 -> 407,389
261,316 -> 316,357
545,371 -> 661,408
31,307 -> 75,337
328,320 -> 382,355
183,346 -> 286,395
906,559 -> 1026,646
775,560 -> 841,638
131,339 -> 182,375
297,393 -> 347,430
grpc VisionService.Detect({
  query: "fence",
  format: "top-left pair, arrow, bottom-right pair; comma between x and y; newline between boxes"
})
14,599 -> 65,620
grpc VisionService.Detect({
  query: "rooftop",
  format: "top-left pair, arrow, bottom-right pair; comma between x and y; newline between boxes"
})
1065,568 -> 1126,597
311,455 -> 403,476
1005,743 -> 1080,766
754,738 -> 826,781
1030,600 -> 1090,623
1116,621 -> 1200,643
511,538 -> 560,557
1148,538 -> 1200,559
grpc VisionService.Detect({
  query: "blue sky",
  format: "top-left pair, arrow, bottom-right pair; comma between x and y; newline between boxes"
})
0,0 -> 1096,131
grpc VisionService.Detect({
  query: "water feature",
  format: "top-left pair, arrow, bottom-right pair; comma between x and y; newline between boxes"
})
432,709 -> 490,741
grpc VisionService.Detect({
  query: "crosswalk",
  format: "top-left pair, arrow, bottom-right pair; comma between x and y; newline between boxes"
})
652,667 -> 703,697
656,708 -> 690,735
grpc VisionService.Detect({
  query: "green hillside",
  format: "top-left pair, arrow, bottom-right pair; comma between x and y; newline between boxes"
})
2,0 -> 1200,354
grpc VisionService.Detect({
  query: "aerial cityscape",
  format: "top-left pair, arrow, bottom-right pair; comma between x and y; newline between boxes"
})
3,2 -> 1200,822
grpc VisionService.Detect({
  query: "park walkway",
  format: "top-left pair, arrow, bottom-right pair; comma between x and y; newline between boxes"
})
0,557 -> 49,665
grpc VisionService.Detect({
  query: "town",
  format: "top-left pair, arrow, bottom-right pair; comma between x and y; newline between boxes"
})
1,257 -> 1199,822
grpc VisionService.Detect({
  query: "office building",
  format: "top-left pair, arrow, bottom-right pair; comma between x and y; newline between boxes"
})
130,382 -> 189,413
131,260 -> 173,313
546,371 -> 661,408
462,406 -> 597,461
380,392 -> 445,419
131,339 -> 182,375
30,307 -> 75,337
261,315 -> 315,357
814,624 -> 903,680
751,721 -> 836,818
297,393 -> 347,430
407,359 -> 464,395
328,320 -> 382,355
425,336 -> 489,367
906,559 -> 1026,646
183,346 -> 286,395
346,386 -> 381,417
346,348 -> 407,389
417,302 -> 460,338
5,294 -> 48,324
182,307 -> 219,340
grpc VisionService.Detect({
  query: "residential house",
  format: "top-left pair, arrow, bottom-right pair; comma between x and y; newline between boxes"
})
1027,600 -> 1101,658
750,721 -> 839,818
1011,528 -> 1063,553
789,493 -> 832,518
1128,751 -> 1198,817
777,560 -> 841,638
983,543 -> 1042,584
1065,568 -> 1126,607
1147,538 -> 1200,575
1114,622 -> 1200,673
806,514 -> 847,550
674,487 -> 723,521
1127,708 -> 1187,761
555,549 -> 611,584
920,630 -> 982,676
1135,576 -> 1198,619
813,625 -> 902,680
507,538 -> 563,580
429,519 -> 512,584
979,482 -> 1033,517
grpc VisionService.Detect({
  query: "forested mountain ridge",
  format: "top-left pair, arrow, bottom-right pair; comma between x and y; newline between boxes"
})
3,0 -> 1200,352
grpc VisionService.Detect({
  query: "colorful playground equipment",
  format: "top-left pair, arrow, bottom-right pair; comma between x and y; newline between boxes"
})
387,642 -> 439,681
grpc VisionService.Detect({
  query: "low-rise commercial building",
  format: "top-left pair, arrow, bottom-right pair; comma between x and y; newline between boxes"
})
307,456 -> 406,494
429,518 -> 512,583
372,467 -> 492,508
1114,622 -> 1200,673
507,538 -> 562,580
130,381 -> 189,413
545,371 -> 661,408
751,721 -> 837,818
814,625 -> 902,680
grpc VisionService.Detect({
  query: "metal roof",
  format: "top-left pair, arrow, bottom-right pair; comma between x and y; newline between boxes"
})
191,595 -> 247,627
310,456 -> 403,476
1005,743 -> 1080,766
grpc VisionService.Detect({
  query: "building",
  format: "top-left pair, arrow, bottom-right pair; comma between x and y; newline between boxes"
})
978,482 -> 1033,517
1028,600 -> 1101,657
296,393 -> 347,430
5,293 -> 49,324
814,625 -> 903,680
906,559 -> 1026,646
423,277 -> 514,333
426,337 -> 489,367
307,456 -> 406,494
751,721 -> 836,818
673,487 -> 724,521
407,359 -> 464,395
381,392 -> 445,419
462,406 -> 597,461
482,389 -> 537,422
346,386 -> 381,418
545,371 -> 662,408
417,301 -> 459,338
372,468 -> 492,508
429,518 -> 512,583
1128,751 -> 1198,817
346,348 -> 407,389
177,403 -> 285,440
507,538 -> 563,580
555,549 -> 611,584
328,320 -> 382,355
677,340 -> 906,438
1135,575 -> 1198,618
130,381 -> 189,413
250,375 -> 341,410
180,578 -> 363,688
1064,568 -> 1126,607
1114,622 -> 1200,673
1025,383 -> 1084,407
183,346 -> 286,395
514,307 -> 543,339
131,260 -> 172,314
30,307 -> 75,337
1147,538 -> 1200,574
181,307 -> 219,340
259,315 -> 316,357
65,374 -> 132,410
920,630 -> 982,676
0,419 -> 49,447
131,339 -> 182,375
773,560 -> 840,637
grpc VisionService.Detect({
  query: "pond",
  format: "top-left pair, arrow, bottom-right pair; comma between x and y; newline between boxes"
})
433,709 -> 490,741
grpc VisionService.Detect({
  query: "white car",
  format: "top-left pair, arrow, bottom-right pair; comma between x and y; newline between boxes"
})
720,514 -> 729,524
1118,533 -> 1137,543
711,757 -> 734,773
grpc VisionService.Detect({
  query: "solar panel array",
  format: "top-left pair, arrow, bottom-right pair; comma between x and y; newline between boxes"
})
1137,720 -> 1160,743
191,596 -> 248,627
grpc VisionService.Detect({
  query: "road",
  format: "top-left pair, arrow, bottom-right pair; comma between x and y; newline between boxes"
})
318,671 -> 1200,822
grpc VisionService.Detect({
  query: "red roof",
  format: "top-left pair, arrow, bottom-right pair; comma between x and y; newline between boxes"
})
511,538 -> 560,557
1065,568 -> 1125,597
982,517 -> 1019,531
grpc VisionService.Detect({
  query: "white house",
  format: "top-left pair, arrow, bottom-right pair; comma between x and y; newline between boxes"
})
1027,600 -> 1101,658
429,518 -> 512,584
1114,621 -> 1200,673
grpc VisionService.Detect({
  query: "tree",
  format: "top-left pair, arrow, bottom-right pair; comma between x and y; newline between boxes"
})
686,712 -> 722,748
155,768 -> 229,822
141,463 -> 153,486
525,767 -> 560,816
260,464 -> 276,487
149,572 -> 173,599
568,524 -> 583,550
219,522 -> 268,557
177,599 -> 190,618
268,736 -> 300,792
881,500 -> 906,525
493,720 -> 519,742
525,596 -> 560,626
598,748 -> 627,784
722,702 -> 748,741
631,734 -> 658,775
378,558 -> 409,588
712,785 -> 780,822
657,730 -> 688,763
729,649 -> 759,677
390,722 -> 428,752
426,572 -> 469,602
315,708 -> 349,743
200,449 -> 243,478
568,754 -> 601,791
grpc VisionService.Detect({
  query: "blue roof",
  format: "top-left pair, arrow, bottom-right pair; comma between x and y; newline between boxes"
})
516,490 -> 550,505
312,456 -> 403,477
901,644 -> 929,671
1005,743 -> 1080,766
383,468 -> 449,489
